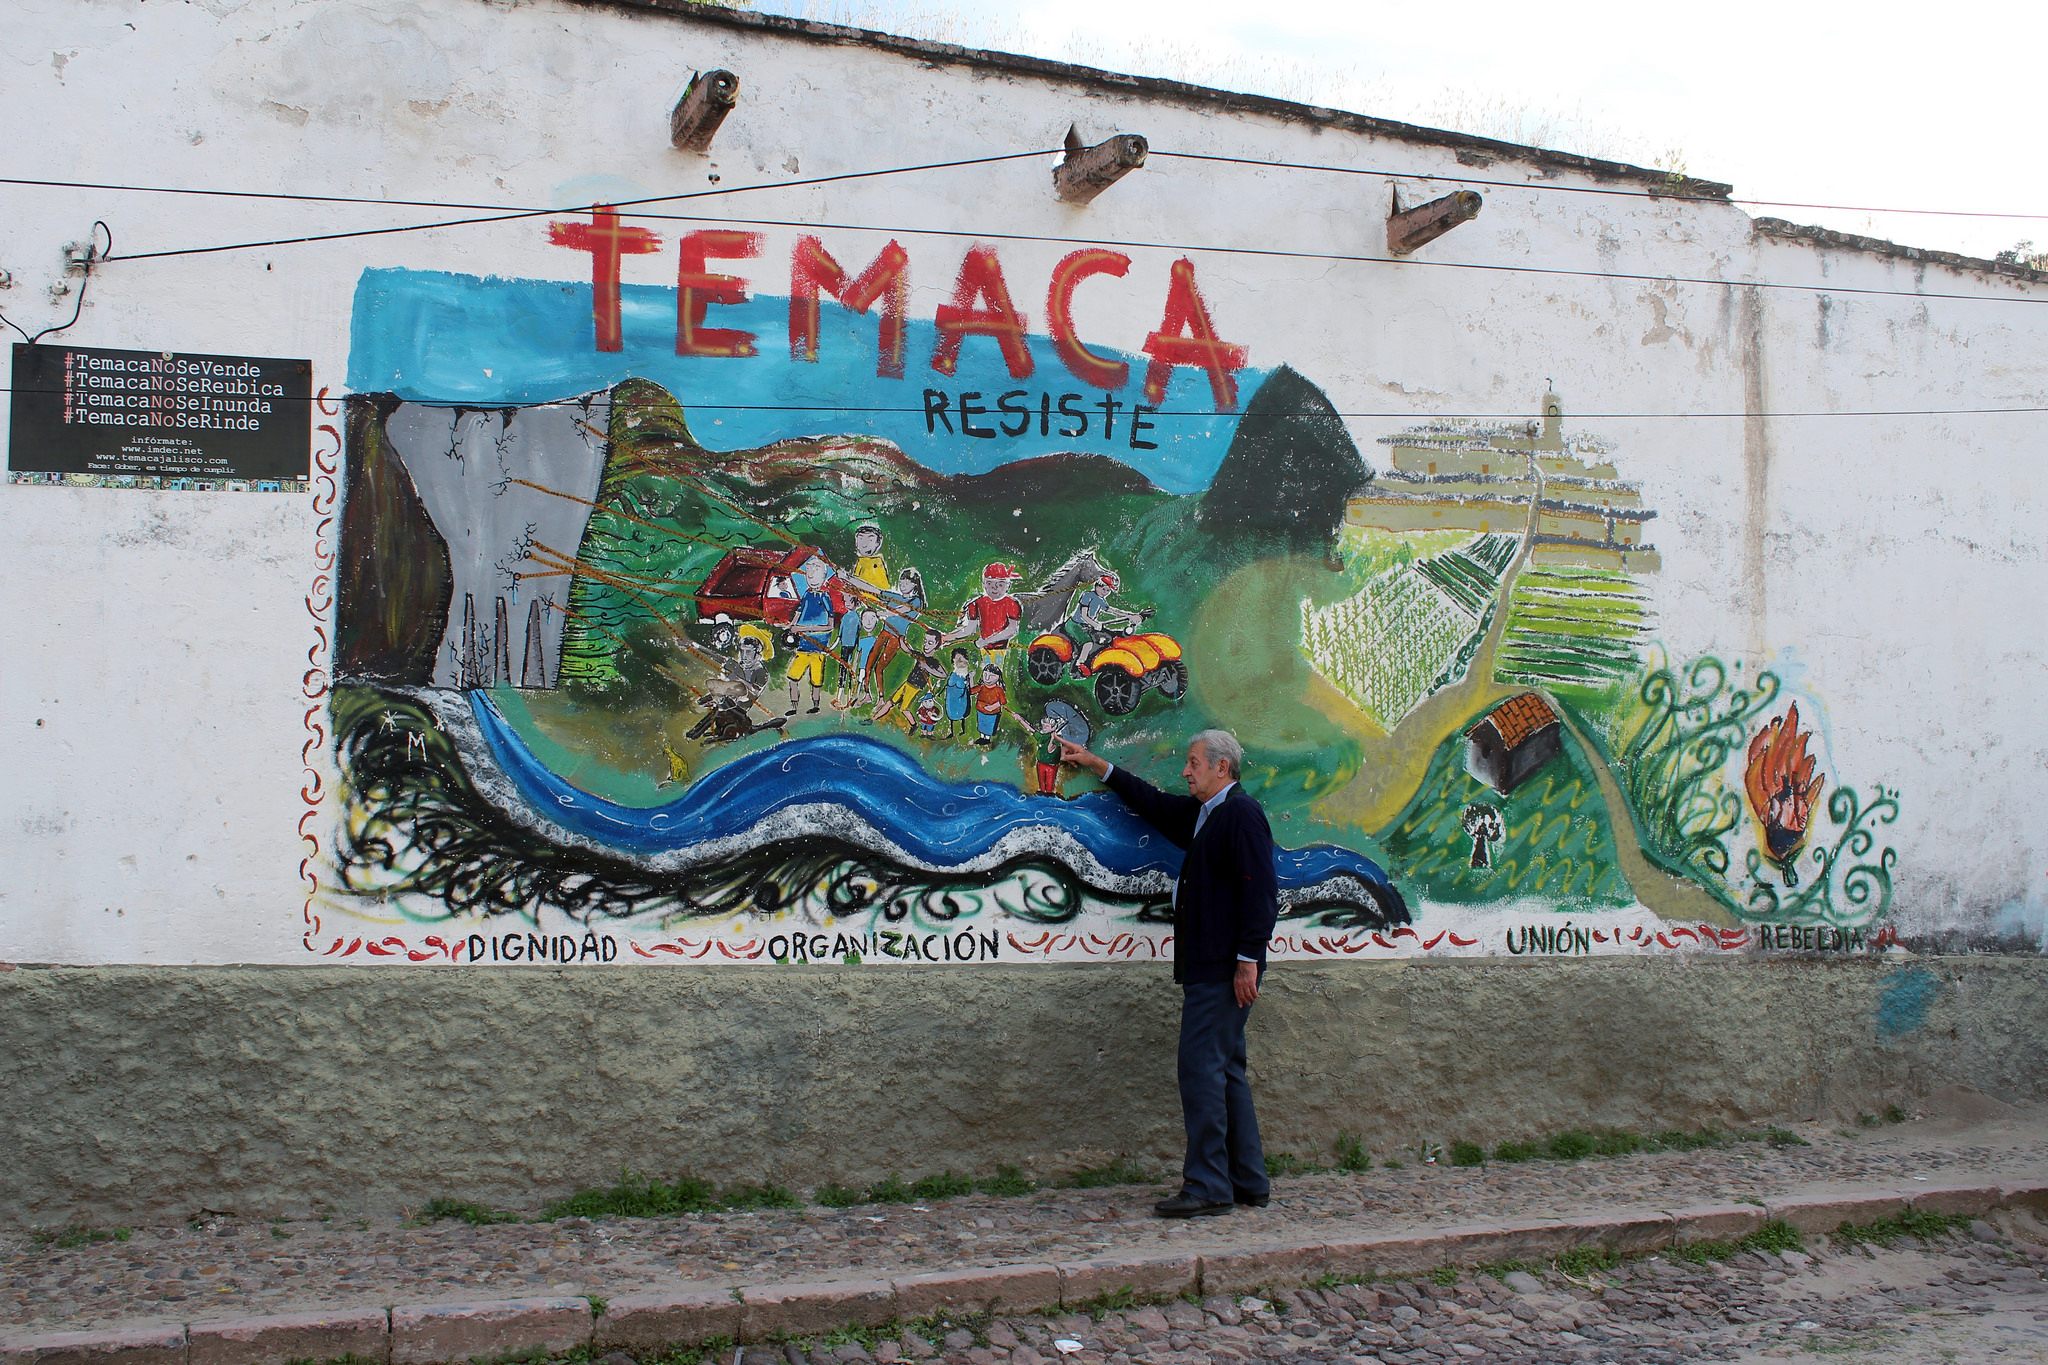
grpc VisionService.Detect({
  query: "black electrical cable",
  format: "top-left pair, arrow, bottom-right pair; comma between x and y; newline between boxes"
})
1151,151 -> 2048,222
0,222 -> 110,345
52,205 -> 2048,310
14,151 -> 2048,224
6,155 -> 2042,305
3,385 -> 2041,420
83,150 -> 1060,263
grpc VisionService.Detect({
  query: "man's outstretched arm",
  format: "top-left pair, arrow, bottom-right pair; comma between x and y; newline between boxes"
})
1058,739 -> 1198,846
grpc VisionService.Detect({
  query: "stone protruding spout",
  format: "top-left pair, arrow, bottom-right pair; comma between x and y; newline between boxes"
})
1054,125 -> 1149,205
671,70 -> 739,152
1387,188 -> 1483,256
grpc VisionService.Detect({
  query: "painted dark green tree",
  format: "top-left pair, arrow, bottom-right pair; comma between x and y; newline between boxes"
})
1197,365 -> 1371,559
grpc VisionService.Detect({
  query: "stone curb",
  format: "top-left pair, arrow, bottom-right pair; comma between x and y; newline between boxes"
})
1669,1203 -> 1765,1244
1907,1183 -> 2006,1218
1764,1191 -> 1911,1236
389,1298 -> 592,1365
594,1289 -> 739,1354
737,1279 -> 895,1340
188,1309 -> 391,1365
896,1265 -> 1062,1318
1055,1253 -> 1197,1305
12,1181 -> 2048,1364
0,1325 -> 189,1365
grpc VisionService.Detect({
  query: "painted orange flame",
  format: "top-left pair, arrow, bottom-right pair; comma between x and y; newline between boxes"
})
1745,703 -> 1824,864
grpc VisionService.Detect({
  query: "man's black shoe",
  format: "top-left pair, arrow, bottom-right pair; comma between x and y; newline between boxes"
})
1154,1191 -> 1233,1219
1235,1192 -> 1270,1208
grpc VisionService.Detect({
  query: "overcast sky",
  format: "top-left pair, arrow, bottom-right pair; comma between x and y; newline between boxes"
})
765,0 -> 2042,262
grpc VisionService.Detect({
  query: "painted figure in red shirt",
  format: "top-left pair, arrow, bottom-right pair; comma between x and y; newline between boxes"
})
945,561 -> 1024,656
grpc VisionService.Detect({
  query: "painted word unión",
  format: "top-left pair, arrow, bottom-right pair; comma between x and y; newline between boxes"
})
1505,923 -> 1592,956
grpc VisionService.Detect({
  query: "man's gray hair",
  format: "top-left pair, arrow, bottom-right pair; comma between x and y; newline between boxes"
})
1191,729 -> 1243,779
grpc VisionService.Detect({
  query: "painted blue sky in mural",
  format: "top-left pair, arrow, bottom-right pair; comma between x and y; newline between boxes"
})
347,269 -> 1266,494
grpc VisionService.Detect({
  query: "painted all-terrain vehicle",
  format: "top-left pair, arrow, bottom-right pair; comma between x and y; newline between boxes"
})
1025,627 -> 1189,716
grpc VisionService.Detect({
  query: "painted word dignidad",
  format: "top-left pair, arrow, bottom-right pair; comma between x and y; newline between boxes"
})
548,211 -> 1248,411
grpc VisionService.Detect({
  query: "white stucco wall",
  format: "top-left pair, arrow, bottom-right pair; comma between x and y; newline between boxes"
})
1,0 -> 2041,964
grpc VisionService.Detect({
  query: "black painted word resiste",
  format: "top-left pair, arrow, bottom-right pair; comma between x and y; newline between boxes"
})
8,343 -> 311,484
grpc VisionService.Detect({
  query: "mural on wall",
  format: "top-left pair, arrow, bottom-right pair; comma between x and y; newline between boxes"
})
322,216 -> 1900,963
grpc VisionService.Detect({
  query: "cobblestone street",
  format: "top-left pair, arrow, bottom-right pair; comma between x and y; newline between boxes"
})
7,1106 -> 2048,1365
804,1230 -> 2048,1365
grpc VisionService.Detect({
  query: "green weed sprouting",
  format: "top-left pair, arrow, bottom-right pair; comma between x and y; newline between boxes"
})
864,1174 -> 915,1204
1079,1285 -> 1137,1319
1554,1247 -> 1618,1277
1547,1130 -> 1597,1161
416,1199 -> 524,1226
1067,1158 -> 1159,1188
1448,1141 -> 1486,1167
539,1171 -> 799,1221
1333,1132 -> 1372,1172
1429,1266 -> 1459,1286
1745,1220 -> 1804,1254
37,1227 -> 134,1249
909,1172 -> 975,1201
1264,1152 -> 1320,1178
542,1172 -> 718,1221
1831,1210 -> 1971,1248
814,1184 -> 863,1209
976,1165 -> 1035,1197
720,1183 -> 802,1212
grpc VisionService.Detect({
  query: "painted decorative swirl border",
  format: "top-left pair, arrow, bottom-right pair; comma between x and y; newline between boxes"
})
300,388 -> 340,952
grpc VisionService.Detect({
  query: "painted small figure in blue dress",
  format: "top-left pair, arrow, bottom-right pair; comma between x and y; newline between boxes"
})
943,646 -> 974,738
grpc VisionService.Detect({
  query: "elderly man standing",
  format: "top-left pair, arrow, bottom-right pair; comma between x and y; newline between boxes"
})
1059,729 -> 1279,1218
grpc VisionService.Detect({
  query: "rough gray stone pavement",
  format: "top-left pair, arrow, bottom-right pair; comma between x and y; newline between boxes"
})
871,1232 -> 2048,1365
7,1107 -> 2048,1353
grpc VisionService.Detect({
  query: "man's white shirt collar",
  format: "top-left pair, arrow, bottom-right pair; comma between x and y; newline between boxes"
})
1193,781 -> 1235,837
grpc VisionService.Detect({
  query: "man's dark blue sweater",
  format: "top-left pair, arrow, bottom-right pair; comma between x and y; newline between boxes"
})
1103,765 -> 1280,982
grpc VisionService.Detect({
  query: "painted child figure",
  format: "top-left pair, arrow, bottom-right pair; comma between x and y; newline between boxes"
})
943,647 -> 974,738
973,661 -> 1006,748
1033,711 -> 1065,796
913,692 -> 942,739
876,626 -> 943,724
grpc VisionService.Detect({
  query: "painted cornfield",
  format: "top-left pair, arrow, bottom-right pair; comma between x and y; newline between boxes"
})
1299,565 -> 1478,727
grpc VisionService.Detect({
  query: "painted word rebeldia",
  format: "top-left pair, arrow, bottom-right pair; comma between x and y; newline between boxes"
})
1757,924 -> 1871,953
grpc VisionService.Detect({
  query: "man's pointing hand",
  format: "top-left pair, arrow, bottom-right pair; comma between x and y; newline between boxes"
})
1058,738 -> 1110,779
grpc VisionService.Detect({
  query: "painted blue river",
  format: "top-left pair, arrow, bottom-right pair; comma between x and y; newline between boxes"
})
469,693 -> 1397,896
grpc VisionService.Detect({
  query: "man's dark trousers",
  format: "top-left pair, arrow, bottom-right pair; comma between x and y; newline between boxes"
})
1178,969 -> 1268,1205
1101,765 -> 1279,1206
